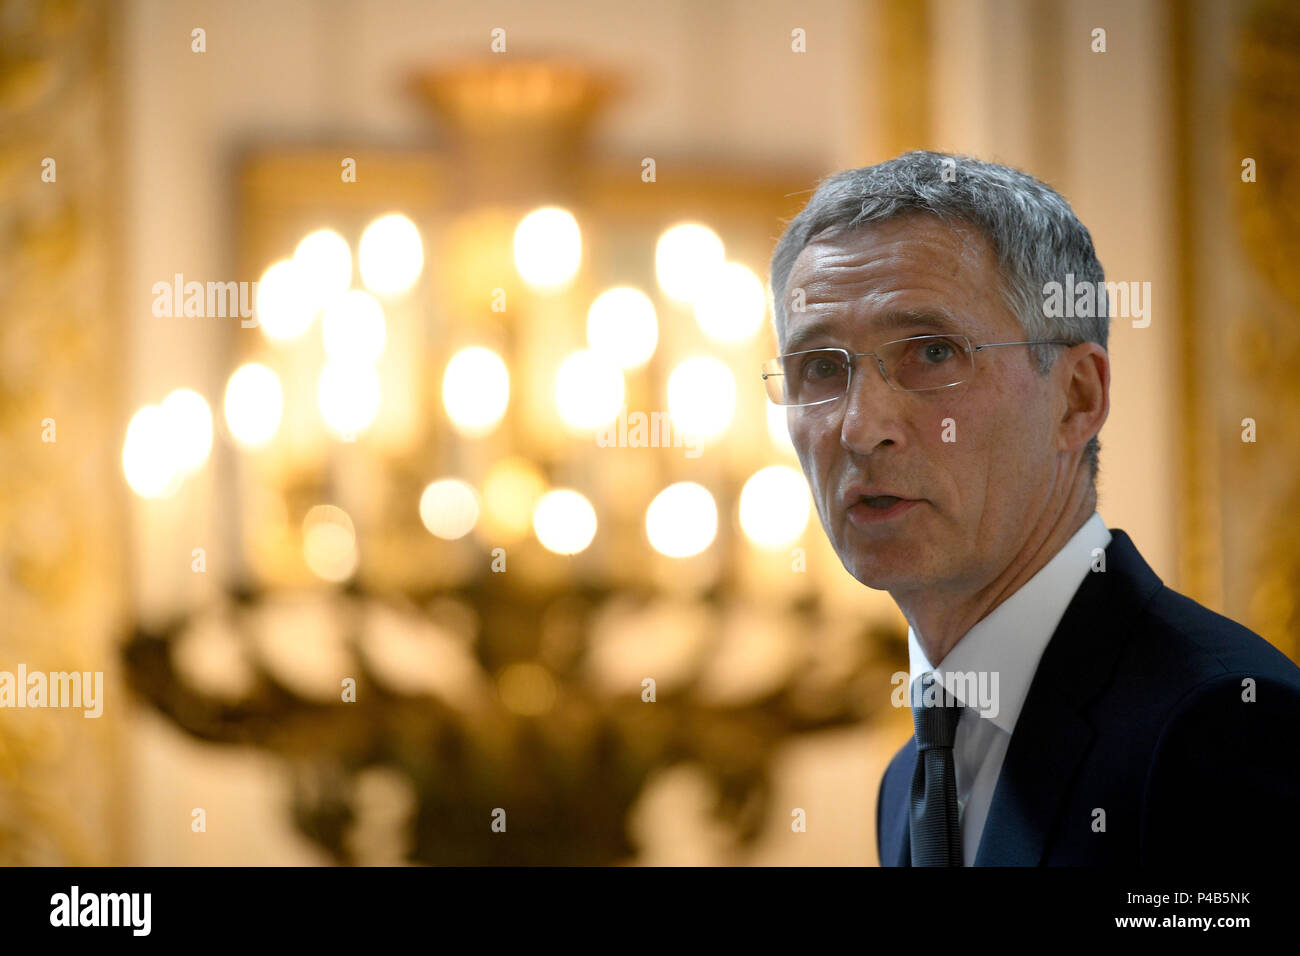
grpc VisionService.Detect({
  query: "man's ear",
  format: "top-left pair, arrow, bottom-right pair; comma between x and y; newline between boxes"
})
1059,343 -> 1109,454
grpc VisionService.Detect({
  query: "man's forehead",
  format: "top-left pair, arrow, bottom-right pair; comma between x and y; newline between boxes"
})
779,221 -> 1005,348
788,217 -> 990,290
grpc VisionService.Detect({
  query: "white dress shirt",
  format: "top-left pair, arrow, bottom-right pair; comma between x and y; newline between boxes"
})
905,511 -> 1112,866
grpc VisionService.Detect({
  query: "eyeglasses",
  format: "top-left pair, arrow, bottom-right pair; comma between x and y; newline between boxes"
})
760,334 -> 1074,407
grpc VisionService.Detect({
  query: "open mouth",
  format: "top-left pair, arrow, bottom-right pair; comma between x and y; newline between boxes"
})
847,494 -> 919,527
863,495 -> 904,509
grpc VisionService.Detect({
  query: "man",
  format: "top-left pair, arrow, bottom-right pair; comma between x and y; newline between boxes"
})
766,151 -> 1300,866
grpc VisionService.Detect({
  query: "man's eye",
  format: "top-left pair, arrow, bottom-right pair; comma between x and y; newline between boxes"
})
920,340 -> 956,363
801,356 -> 845,380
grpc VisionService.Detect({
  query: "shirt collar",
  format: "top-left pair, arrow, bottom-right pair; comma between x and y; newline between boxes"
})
906,511 -> 1112,734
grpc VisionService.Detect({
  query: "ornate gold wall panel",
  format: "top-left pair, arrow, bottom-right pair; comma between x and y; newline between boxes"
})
1173,0 -> 1299,662
0,0 -> 126,863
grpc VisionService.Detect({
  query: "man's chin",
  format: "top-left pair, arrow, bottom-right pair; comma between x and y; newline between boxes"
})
837,547 -> 930,592
847,569 -> 921,592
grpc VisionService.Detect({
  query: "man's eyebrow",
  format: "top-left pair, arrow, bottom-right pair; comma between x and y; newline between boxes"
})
782,309 -> 963,353
782,318 -> 840,353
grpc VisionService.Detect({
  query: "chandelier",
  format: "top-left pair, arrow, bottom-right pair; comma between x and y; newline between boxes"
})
121,58 -> 907,865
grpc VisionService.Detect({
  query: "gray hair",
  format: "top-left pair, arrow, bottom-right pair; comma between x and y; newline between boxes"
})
769,150 -> 1108,483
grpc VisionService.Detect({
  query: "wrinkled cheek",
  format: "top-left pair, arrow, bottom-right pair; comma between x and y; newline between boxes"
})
789,410 -> 839,499
789,432 -> 819,485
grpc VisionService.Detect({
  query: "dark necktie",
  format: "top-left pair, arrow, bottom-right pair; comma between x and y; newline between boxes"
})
909,672 -> 963,866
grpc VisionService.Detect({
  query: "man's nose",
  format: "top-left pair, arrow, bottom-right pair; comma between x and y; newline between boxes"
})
838,356 -> 905,455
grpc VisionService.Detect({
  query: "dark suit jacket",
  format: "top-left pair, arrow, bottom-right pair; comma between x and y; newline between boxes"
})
877,529 -> 1300,866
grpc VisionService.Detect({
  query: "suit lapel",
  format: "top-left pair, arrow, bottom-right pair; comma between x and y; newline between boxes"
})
879,737 -> 915,865
973,695 -> 1095,864
974,530 -> 1160,865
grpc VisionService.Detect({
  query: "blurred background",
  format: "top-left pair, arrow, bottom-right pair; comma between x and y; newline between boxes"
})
2,0 -> 1297,865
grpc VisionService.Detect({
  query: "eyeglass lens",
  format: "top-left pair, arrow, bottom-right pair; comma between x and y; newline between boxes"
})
764,335 -> 972,406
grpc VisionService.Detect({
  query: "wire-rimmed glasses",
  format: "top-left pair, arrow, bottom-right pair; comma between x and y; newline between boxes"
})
760,334 -> 1074,407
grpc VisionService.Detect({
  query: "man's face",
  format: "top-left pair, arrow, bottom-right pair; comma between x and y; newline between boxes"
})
780,214 -> 1063,595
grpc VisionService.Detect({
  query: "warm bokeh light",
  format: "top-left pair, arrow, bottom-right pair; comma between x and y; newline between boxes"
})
256,258 -> 315,342
481,457 -> 546,540
321,289 -> 387,365
655,222 -> 724,303
739,465 -> 811,548
122,404 -> 183,499
555,349 -> 625,432
318,362 -> 381,437
442,346 -> 510,437
224,362 -> 283,448
293,228 -> 353,312
666,356 -> 736,443
419,479 -> 480,540
766,400 -> 795,454
497,662 -> 557,717
645,482 -> 718,558
160,387 -> 213,474
693,261 -> 767,342
302,504 -> 358,582
533,489 -> 597,555
359,213 -> 424,297
586,286 -> 658,369
513,206 -> 581,291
